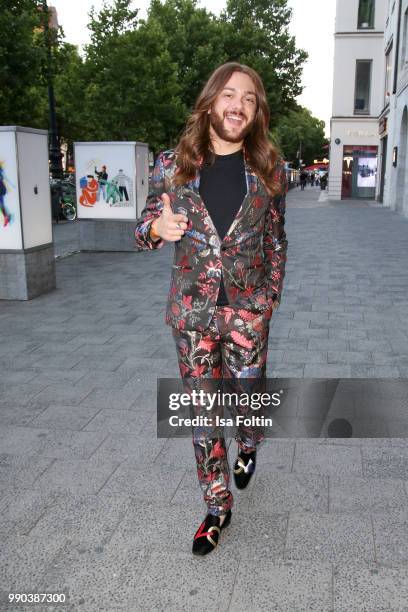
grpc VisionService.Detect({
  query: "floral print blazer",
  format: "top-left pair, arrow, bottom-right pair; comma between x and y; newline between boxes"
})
135,150 -> 288,332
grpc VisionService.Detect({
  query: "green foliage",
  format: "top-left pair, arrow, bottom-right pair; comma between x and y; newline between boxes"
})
0,0 -> 45,126
221,0 -> 308,122
272,104 -> 328,166
0,0 -> 326,162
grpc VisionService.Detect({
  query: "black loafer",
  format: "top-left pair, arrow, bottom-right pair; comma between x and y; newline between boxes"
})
233,449 -> 256,489
192,509 -> 232,556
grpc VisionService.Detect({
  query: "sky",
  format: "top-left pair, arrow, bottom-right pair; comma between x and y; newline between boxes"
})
50,0 -> 336,137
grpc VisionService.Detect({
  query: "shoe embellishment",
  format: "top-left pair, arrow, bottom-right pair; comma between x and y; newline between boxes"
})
234,457 -> 254,474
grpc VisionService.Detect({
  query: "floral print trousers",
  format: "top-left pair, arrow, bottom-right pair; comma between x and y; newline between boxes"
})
172,305 -> 272,516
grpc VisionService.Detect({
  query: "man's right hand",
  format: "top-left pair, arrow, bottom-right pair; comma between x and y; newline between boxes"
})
150,193 -> 188,242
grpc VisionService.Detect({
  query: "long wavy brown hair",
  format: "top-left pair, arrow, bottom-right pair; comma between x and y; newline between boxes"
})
173,62 -> 282,196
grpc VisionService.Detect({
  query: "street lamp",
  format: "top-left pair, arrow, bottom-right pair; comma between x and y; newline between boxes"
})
41,0 -> 63,178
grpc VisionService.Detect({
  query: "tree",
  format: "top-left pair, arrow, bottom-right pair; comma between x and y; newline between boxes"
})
146,0 -> 228,112
81,1 -> 185,151
221,0 -> 308,123
272,104 -> 327,165
0,0 -> 46,126
52,42 -> 88,145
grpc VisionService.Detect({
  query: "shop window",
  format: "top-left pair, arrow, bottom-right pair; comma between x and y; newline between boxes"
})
384,44 -> 393,105
354,60 -> 372,114
358,0 -> 375,29
401,8 -> 408,70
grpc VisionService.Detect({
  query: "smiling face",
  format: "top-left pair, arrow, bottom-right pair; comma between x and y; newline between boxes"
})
208,71 -> 258,147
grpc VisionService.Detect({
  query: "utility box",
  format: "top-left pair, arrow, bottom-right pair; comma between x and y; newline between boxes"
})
74,141 -> 149,251
0,126 -> 56,300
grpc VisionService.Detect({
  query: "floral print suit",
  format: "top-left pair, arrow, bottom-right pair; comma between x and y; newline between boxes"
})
135,149 -> 288,515
134,150 -> 288,331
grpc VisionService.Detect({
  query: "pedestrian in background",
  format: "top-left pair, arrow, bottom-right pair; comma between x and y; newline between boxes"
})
300,169 -> 307,190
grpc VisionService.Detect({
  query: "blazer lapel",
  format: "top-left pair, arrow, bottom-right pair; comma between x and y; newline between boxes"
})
224,159 -> 259,239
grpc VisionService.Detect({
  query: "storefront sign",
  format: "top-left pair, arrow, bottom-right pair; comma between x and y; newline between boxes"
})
346,130 -> 377,138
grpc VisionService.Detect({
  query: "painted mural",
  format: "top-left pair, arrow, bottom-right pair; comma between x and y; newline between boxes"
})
79,162 -> 134,208
0,161 -> 16,228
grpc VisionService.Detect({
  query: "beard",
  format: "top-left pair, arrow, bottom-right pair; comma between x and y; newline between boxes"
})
209,109 -> 255,143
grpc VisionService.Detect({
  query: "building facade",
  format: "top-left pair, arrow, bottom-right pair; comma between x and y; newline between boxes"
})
379,0 -> 408,215
329,0 -> 386,200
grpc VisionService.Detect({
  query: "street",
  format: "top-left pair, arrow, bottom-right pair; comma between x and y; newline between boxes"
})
2,185 -> 408,610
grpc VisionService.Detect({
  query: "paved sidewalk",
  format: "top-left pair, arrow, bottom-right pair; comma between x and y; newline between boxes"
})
2,186 -> 408,611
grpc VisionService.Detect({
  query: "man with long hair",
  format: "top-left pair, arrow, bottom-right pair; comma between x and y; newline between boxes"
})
135,62 -> 288,555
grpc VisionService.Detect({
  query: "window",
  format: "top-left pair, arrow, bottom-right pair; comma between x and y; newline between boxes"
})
354,60 -> 372,114
384,44 -> 393,105
358,0 -> 375,29
401,8 -> 408,70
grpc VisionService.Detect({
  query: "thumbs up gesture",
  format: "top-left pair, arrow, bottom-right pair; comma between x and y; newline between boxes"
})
150,193 -> 188,242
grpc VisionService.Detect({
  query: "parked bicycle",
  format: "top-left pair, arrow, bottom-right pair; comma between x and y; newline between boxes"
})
50,178 -> 77,222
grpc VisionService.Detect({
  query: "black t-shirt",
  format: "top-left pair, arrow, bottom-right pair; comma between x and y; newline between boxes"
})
199,149 -> 247,306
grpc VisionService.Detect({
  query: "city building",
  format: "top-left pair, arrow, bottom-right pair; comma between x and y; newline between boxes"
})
379,0 -> 408,215
329,0 -> 386,200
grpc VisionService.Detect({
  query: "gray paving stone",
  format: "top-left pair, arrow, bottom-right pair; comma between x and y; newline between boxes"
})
294,311 -> 329,321
285,511 -> 374,565
93,432 -> 165,463
271,319 -> 313,330
0,404 -> 47,427
268,364 -> 305,377
30,492 -> 132,547
268,338 -> 308,349
153,437 -> 195,468
372,509 -> 408,566
308,338 -> 349,351
34,456 -> 120,495
247,471 -> 329,513
333,563 -> 408,611
327,350 -> 373,364
282,350 -> 327,364
310,318 -> 352,330
0,369 -> 42,384
82,408 -> 148,433
101,462 -> 185,502
127,550 -> 239,612
0,425 -> 52,455
0,488 -> 58,536
0,452 -> 53,488
30,353 -> 86,370
293,442 -> 363,477
26,368 -> 87,386
328,329 -> 368,340
349,365 -> 400,378
30,429 -> 108,460
329,475 -> 408,514
229,558 -> 332,612
0,382 -> 48,407
0,534 -> 66,596
349,339 -> 394,352
71,354 -> 127,372
29,381 -> 95,407
288,327 -> 329,339
34,539 -> 147,611
362,444 -> 408,478
304,364 -> 352,377
29,404 -> 102,430
78,385 -> 145,410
